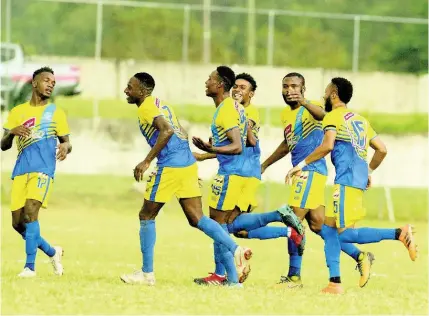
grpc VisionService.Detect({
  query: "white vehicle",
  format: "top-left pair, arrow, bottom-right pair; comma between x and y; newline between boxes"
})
1,42 -> 81,110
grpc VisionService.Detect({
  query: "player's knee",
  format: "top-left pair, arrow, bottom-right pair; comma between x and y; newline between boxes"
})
308,217 -> 323,234
23,200 -> 40,223
233,231 -> 249,239
187,217 -> 199,228
12,222 -> 23,234
139,208 -> 156,220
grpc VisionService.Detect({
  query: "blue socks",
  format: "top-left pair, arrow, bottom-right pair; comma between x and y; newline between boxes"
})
24,221 -> 41,271
227,212 -> 282,233
217,224 -> 238,283
320,224 -> 341,280
197,216 -> 238,253
140,220 -> 156,273
247,226 -> 289,240
18,230 -> 56,258
38,237 -> 56,257
288,238 -> 302,277
340,242 -> 361,261
213,242 -> 226,276
339,227 -> 396,244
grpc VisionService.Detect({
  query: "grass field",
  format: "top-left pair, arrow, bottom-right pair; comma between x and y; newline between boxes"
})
1,173 -> 428,314
56,97 -> 429,136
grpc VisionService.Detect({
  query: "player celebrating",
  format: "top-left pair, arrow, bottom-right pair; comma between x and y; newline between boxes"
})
261,73 -> 378,289
119,72 -> 251,287
1,67 -> 71,277
193,67 -> 304,285
286,77 -> 417,294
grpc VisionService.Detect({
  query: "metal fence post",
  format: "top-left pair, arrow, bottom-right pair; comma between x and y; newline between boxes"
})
266,10 -> 275,66
182,5 -> 191,63
203,0 -> 211,63
247,0 -> 255,65
93,0 -> 103,126
352,15 -> 361,72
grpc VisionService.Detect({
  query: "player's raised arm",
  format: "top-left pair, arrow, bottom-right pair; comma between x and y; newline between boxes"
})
300,100 -> 326,121
368,136 -> 387,172
261,140 -> 290,174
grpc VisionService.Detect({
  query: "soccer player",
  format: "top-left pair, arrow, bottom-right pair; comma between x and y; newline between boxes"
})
286,77 -> 417,294
1,67 -> 71,277
119,72 -> 252,287
193,67 -> 304,285
261,73 -> 378,289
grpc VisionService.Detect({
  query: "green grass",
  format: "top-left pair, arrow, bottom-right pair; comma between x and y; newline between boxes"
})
1,173 -> 428,314
57,97 -> 428,136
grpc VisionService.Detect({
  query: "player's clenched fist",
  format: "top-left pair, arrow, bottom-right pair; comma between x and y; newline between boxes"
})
10,125 -> 31,138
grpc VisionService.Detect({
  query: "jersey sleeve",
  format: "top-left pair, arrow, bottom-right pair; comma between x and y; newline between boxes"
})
280,108 -> 288,128
138,99 -> 162,125
54,108 -> 70,137
367,122 -> 377,140
3,109 -> 19,131
322,111 -> 338,132
218,100 -> 239,131
246,106 -> 260,136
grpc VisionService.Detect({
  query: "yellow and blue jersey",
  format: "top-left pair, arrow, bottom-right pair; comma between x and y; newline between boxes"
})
211,97 -> 247,176
3,102 -> 70,179
322,107 -> 377,190
242,104 -> 261,180
281,101 -> 328,176
137,96 -> 195,168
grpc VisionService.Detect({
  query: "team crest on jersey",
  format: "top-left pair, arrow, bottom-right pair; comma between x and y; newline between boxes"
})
23,117 -> 36,128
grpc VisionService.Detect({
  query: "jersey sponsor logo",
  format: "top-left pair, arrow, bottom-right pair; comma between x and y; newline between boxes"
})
22,117 -> 36,128
344,112 -> 355,120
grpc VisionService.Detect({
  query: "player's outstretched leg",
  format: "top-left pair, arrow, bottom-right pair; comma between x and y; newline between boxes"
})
12,209 -> 63,276
120,199 -> 162,285
339,225 -> 417,261
180,198 -> 251,286
227,205 -> 304,236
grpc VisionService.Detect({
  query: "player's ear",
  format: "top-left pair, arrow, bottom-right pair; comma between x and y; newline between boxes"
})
302,86 -> 306,93
32,79 -> 37,88
249,91 -> 255,99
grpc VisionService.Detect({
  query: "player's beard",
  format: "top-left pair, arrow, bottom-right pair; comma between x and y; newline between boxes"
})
40,93 -> 50,101
282,93 -> 298,107
325,97 -> 333,112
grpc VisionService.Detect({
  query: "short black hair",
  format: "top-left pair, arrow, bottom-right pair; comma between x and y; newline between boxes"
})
134,72 -> 155,93
216,66 -> 235,91
235,73 -> 257,91
283,72 -> 305,86
33,66 -> 54,79
331,77 -> 353,104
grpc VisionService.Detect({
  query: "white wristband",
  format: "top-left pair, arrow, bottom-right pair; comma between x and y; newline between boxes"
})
368,168 -> 374,175
297,160 -> 307,169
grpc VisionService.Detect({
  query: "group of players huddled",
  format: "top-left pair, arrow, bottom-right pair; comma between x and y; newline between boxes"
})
2,65 -> 417,294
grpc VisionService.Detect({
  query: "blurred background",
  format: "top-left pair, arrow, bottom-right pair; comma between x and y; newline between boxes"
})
1,0 -> 428,222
